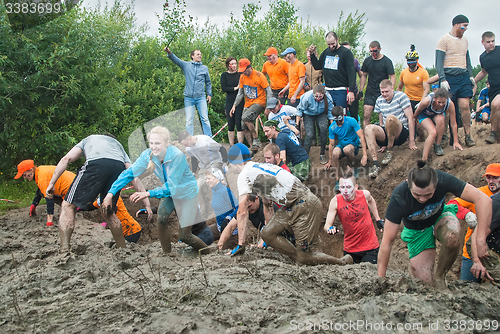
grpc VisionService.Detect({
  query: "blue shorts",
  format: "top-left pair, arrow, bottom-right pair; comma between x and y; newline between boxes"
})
482,108 -> 491,116
447,72 -> 473,99
336,143 -> 359,157
418,112 -> 446,124
327,89 -> 348,108
460,256 -> 481,283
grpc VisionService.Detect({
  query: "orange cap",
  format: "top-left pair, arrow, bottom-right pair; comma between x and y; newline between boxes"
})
238,58 -> 251,72
483,163 -> 500,177
14,160 -> 34,179
263,47 -> 278,56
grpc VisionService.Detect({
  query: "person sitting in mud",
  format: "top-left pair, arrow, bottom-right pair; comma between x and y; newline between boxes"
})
263,120 -> 311,181
378,160 -> 492,289
324,167 -> 383,264
263,143 -> 290,172
102,126 -> 212,254
364,79 -> 417,179
226,143 -> 353,266
413,88 -> 463,161
205,168 -> 239,250
324,106 -> 368,189
46,134 -> 152,253
446,163 -> 500,282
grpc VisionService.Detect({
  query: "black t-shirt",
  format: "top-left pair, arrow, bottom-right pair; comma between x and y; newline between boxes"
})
310,45 -> 356,91
486,192 -> 500,253
385,170 -> 467,230
361,55 -> 395,96
220,71 -> 242,104
480,46 -> 500,89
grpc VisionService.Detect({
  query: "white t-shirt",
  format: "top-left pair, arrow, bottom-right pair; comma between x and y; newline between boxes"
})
268,105 -> 298,132
237,161 -> 308,206
185,135 -> 223,169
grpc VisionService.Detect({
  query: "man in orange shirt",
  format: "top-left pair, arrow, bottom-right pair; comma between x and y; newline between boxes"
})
230,58 -> 272,151
448,163 -> 500,282
15,160 -> 144,242
262,47 -> 289,104
279,47 -> 306,107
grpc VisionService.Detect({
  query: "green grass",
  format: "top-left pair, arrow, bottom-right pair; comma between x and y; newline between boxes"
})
0,178 -> 42,213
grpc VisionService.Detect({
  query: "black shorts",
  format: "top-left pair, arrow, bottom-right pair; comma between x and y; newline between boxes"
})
410,100 -> 420,114
364,92 -> 380,107
489,85 -> 500,105
344,247 -> 379,264
65,158 -> 125,210
376,126 -> 409,147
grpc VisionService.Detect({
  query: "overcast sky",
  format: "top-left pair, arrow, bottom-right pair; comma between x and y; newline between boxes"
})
84,0 -> 495,69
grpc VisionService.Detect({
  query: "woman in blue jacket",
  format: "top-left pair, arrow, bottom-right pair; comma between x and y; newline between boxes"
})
102,126 -> 208,253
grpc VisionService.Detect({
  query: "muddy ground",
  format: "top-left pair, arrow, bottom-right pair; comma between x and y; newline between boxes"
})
1,124 -> 500,333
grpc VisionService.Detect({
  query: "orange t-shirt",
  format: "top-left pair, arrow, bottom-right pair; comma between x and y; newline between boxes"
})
452,185 -> 492,259
262,58 -> 289,90
239,69 -> 269,108
288,60 -> 306,99
35,166 -> 75,198
399,66 -> 430,101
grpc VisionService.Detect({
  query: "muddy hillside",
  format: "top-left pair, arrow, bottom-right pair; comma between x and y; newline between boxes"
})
1,124 -> 500,333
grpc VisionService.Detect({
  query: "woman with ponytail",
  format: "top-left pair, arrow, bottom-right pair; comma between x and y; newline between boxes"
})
377,160 -> 492,289
103,126 -> 210,253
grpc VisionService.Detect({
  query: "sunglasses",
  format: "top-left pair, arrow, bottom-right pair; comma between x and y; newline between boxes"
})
332,115 -> 344,121
407,61 -> 417,64
370,49 -> 379,53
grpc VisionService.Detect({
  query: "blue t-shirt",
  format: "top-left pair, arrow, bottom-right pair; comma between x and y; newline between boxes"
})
479,87 -> 490,113
328,116 -> 361,148
273,132 -> 309,166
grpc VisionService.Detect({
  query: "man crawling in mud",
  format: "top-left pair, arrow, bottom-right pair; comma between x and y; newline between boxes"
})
377,160 -> 492,289
226,143 -> 352,265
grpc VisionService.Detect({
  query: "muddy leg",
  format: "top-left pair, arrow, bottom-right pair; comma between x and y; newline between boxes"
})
157,197 -> 174,253
106,213 -> 126,248
58,200 -> 76,253
434,215 -> 461,289
409,248 -> 436,284
179,227 -> 208,253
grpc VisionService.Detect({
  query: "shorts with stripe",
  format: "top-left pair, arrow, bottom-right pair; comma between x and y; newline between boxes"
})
65,158 -> 125,210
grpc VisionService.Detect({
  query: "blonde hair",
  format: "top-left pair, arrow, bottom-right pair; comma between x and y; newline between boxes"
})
146,126 -> 170,174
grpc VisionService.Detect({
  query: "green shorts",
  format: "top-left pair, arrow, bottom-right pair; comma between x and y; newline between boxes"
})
401,204 -> 458,259
289,158 -> 311,181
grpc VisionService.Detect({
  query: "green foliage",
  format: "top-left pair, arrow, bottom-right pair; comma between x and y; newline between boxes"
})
0,178 -> 38,212
1,0 -> 368,178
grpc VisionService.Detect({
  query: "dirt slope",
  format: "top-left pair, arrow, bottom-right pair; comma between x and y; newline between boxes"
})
1,123 -> 499,333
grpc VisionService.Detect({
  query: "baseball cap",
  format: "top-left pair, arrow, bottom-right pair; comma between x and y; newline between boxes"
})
483,163 -> 500,177
266,97 -> 279,110
227,143 -> 252,164
263,47 -> 278,56
280,47 -> 296,56
238,58 -> 251,72
14,159 -> 34,179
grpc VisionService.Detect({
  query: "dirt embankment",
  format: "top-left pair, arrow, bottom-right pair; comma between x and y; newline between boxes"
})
1,124 -> 499,333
